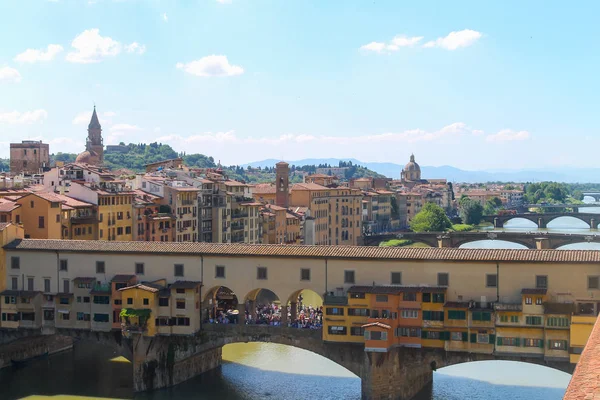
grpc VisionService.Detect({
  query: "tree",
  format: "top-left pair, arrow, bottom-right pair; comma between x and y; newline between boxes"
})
409,203 -> 452,232
489,197 -> 503,208
459,198 -> 484,225
572,190 -> 584,201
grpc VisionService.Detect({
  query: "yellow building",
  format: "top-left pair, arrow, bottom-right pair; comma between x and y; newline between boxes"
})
569,300 -> 599,363
444,302 -> 470,352
15,192 -> 63,239
322,288 -> 370,344
0,198 -> 22,225
544,302 -> 572,362
468,305 -> 495,354
0,290 -> 42,329
495,303 -> 524,356
120,283 -> 162,337
54,194 -> 97,240
0,223 -> 24,292
421,288 -> 447,348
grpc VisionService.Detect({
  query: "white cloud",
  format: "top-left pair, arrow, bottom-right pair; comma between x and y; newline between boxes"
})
110,123 -> 141,131
0,109 -> 48,124
124,42 -> 146,55
361,35 -> 423,53
15,44 -> 63,63
486,129 -> 531,142
72,110 -> 116,125
176,55 -> 244,77
423,29 -> 482,50
0,66 -> 21,83
66,29 -> 145,63
162,13 -> 168,22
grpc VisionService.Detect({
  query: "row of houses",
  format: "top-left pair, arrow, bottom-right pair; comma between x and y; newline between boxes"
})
322,285 -> 595,364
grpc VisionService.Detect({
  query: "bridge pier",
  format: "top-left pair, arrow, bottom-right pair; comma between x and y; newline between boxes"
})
437,237 -> 451,248
535,238 -> 550,249
538,217 -> 547,229
493,218 -> 504,228
590,218 -> 597,230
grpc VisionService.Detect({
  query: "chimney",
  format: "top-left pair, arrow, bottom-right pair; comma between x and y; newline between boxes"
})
59,185 -> 65,195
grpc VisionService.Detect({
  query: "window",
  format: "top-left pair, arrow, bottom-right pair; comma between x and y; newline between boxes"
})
525,316 -> 543,325
10,257 -> 20,269
327,326 -> 347,335
77,296 -> 82,303
401,310 -> 418,319
477,333 -> 490,344
472,311 -> 492,321
326,307 -> 344,316
347,308 -> 369,317
536,275 -> 548,289
83,296 -> 90,303
143,298 -> 149,305
126,226 -> 131,234
27,278 -> 34,291
525,297 -> 532,305
127,298 -> 133,305
486,274 -> 497,288
391,272 -> 402,285
422,293 -> 431,302
535,297 -> 543,305
174,264 -> 184,277
159,298 -> 169,307
451,332 -> 464,341
376,295 -> 388,302
135,263 -> 145,275
11,277 -> 17,290
77,312 -> 91,321
96,261 -> 105,274
93,314 -> 109,323
44,278 -> 50,293
588,276 -> 599,290
117,227 -> 123,235
423,311 -> 444,321
403,292 -> 417,302
59,297 -> 69,305
56,214 -> 60,223
63,279 -> 70,293
448,310 -> 466,320
547,317 -> 569,327
349,292 -> 365,299
511,315 -> 519,323
396,327 -> 421,337
176,300 -> 185,309
93,296 -> 109,305
549,340 -> 567,350
300,268 -> 310,281
432,293 -> 445,303
524,338 -> 544,348
344,270 -> 355,284
114,299 -> 122,305
176,317 -> 190,326
437,273 -> 449,287
424,331 -> 441,340
60,259 -> 68,271
257,267 -> 267,280
215,265 -> 225,278
38,216 -> 45,228
350,327 -> 364,336
367,331 -> 387,341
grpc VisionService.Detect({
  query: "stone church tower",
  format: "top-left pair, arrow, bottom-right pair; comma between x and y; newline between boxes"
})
275,161 -> 290,208
75,106 -> 104,165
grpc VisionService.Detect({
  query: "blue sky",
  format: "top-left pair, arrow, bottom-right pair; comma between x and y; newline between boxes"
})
1,0 -> 599,170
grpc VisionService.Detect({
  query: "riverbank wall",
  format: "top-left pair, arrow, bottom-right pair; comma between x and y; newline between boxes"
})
0,334 -> 73,369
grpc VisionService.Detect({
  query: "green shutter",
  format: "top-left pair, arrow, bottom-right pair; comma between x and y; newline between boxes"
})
473,312 -> 481,321
538,340 -> 544,349
483,312 -> 491,322
462,332 -> 468,342
1,313 -> 5,321
515,337 -> 520,347
421,330 -> 428,339
448,310 -> 455,319
470,333 -> 477,343
423,310 -> 431,320
496,336 -> 502,346
443,331 -> 450,341
489,334 -> 495,344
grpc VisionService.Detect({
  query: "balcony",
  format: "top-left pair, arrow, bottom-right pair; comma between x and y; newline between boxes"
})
232,212 -> 249,219
71,212 -> 98,225
324,295 -> 348,306
231,223 -> 244,231
91,283 -> 111,295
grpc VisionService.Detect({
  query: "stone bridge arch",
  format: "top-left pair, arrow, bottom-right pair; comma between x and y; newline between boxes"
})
454,238 -> 533,249
544,215 -> 593,228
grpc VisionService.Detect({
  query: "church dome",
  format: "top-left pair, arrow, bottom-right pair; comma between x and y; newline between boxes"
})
404,154 -> 420,172
75,150 -> 99,165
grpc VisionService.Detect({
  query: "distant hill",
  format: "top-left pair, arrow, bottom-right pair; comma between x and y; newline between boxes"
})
242,158 -> 600,183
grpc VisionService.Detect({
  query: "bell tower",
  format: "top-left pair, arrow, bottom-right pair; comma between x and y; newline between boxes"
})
86,106 -> 104,164
275,161 -> 289,208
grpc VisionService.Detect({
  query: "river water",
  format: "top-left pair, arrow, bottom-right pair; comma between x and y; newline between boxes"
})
3,202 -> 593,400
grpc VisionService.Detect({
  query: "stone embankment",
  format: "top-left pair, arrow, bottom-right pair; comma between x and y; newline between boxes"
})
0,334 -> 73,369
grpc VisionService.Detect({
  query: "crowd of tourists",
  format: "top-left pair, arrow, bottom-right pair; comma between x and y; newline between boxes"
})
206,302 -> 323,328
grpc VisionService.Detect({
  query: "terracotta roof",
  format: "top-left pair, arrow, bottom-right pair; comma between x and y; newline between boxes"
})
0,290 -> 41,298
111,274 -> 136,283
266,204 -> 286,211
252,184 -> 276,194
362,322 -> 391,329
0,200 -> 20,212
444,301 -> 471,308
7,239 -> 600,264
564,315 -> 600,400
170,281 -> 201,289
52,193 -> 94,208
24,192 -> 63,203
0,223 -> 10,230
119,283 -> 161,293
348,285 -> 446,294
240,202 -> 263,206
291,183 -> 328,191
522,288 -> 547,295
307,174 -> 331,178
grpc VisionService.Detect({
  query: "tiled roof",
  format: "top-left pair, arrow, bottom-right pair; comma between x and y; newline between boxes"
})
362,322 -> 391,329
521,288 -> 547,295
6,239 -> 600,263
0,223 -> 10,230
111,274 -> 136,283
170,281 -> 201,289
348,285 -> 446,294
252,184 -> 276,194
564,315 -> 600,400
0,199 -> 20,212
52,193 -> 94,208
444,302 -> 471,308
119,283 -> 161,293
291,183 -> 328,191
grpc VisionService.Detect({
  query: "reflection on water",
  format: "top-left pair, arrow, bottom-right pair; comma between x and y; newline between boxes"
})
0,342 -> 571,400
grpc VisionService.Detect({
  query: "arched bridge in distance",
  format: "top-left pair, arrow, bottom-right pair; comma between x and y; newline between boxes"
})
481,212 -> 599,229
362,231 -> 600,249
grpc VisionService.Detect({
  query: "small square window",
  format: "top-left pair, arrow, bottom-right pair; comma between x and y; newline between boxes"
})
257,267 -> 267,280
437,273 -> 449,287
96,261 -> 105,274
536,275 -> 548,289
344,270 -> 355,284
135,263 -> 144,275
127,298 -> 133,305
216,265 -> 225,278
301,268 -> 310,281
486,274 -> 497,288
10,257 -> 19,270
391,272 -> 402,285
174,264 -> 184,277
143,298 -> 149,305
588,276 -> 599,290
60,259 -> 68,271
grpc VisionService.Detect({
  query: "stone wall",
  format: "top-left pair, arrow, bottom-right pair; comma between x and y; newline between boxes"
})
0,334 -> 73,369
